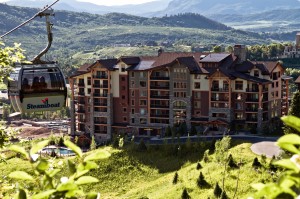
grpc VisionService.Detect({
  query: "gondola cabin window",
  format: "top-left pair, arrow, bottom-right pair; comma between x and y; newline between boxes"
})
21,67 -> 65,93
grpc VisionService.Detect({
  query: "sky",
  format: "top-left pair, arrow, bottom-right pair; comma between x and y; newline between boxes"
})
0,0 -> 156,6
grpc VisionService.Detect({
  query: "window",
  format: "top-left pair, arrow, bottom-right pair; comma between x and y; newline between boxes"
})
131,100 -> 135,106
87,77 -> 91,85
123,107 -> 127,113
131,90 -> 135,97
140,108 -> 146,115
194,74 -> 201,79
140,90 -> 147,97
122,86 -> 126,90
194,101 -> 200,108
254,70 -> 259,77
121,77 -> 126,81
194,92 -> 201,99
140,72 -> 146,78
235,113 -> 243,120
235,81 -> 243,90
131,72 -> 134,77
276,82 -> 279,87
123,117 -> 127,122
131,118 -> 135,123
122,95 -> 125,100
131,109 -> 135,114
121,65 -> 126,72
88,88 -> 91,94
236,103 -> 242,110
140,100 -> 147,106
140,118 -> 147,124
140,81 -> 146,87
194,82 -> 201,89
131,81 -> 135,88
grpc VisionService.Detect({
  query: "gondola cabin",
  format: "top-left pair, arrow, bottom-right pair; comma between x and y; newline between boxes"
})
8,64 -> 67,113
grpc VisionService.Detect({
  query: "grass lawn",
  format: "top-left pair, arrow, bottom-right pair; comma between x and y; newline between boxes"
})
0,139 -> 274,198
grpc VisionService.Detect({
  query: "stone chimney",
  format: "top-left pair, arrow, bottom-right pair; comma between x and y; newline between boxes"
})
158,47 -> 164,56
234,44 -> 246,63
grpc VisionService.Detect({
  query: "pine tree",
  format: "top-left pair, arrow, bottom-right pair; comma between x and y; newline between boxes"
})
228,154 -> 238,168
90,136 -> 97,150
181,188 -> 191,199
252,157 -> 262,168
197,172 -> 209,188
173,172 -> 178,184
220,191 -> 228,199
196,162 -> 202,170
213,182 -> 222,198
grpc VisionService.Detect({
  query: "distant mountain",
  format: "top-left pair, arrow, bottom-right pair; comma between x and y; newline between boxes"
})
4,0 -> 171,15
208,8 -> 300,33
153,0 -> 300,16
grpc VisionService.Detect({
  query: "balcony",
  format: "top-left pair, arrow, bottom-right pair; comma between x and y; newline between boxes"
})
246,88 -> 259,92
93,75 -> 108,79
94,121 -> 107,125
211,88 -> 229,92
150,95 -> 169,99
93,93 -> 108,97
151,104 -> 169,108
211,98 -> 228,101
150,114 -> 169,118
77,109 -> 85,114
78,92 -> 85,96
94,130 -> 107,134
150,85 -> 169,89
93,84 -> 109,88
246,117 -> 258,122
78,100 -> 85,104
94,102 -> 107,106
150,76 -> 170,80
245,107 -> 258,112
246,98 -> 259,102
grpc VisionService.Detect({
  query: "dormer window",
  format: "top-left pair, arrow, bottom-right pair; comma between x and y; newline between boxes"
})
254,70 -> 259,77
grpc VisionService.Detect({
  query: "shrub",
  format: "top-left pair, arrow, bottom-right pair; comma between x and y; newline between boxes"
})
196,162 -> 202,170
227,154 -> 238,168
137,139 -> 147,152
173,172 -> 178,184
252,157 -> 262,168
220,191 -> 228,199
197,172 -> 209,188
203,149 -> 210,163
213,182 -> 222,198
50,149 -> 57,157
215,136 -> 231,163
181,188 -> 191,199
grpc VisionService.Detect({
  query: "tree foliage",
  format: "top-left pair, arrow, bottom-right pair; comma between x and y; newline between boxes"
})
5,139 -> 110,198
284,91 -> 300,134
0,42 -> 25,82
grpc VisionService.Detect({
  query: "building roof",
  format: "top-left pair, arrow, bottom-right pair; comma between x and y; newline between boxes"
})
97,59 -> 118,71
200,53 -> 231,63
151,52 -> 208,68
118,56 -> 140,65
295,76 -> 300,83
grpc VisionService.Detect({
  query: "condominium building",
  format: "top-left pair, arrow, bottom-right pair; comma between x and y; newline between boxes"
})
69,45 -> 288,141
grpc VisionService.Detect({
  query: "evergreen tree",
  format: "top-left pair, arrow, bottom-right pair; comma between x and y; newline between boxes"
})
284,91 -> 300,134
90,136 -> 97,150
252,157 -> 262,168
227,154 -> 238,168
197,172 -> 209,188
213,182 -> 222,198
137,139 -> 147,152
173,172 -> 178,184
181,188 -> 191,199
166,126 -> 172,137
190,125 -> 197,136
196,162 -> 202,170
220,191 -> 228,199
